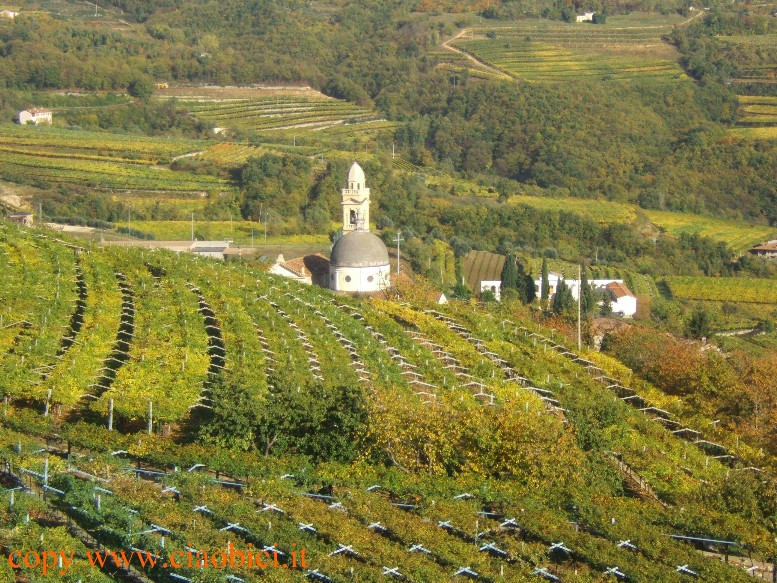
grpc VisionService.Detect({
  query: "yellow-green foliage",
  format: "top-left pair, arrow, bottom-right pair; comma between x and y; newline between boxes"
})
510,195 -> 636,224
130,220 -> 330,245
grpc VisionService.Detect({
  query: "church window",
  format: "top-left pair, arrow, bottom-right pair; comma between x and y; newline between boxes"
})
349,210 -> 357,225
367,276 -> 374,282
345,275 -> 352,282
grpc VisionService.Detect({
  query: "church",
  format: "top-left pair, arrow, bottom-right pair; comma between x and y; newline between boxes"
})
328,162 -> 391,292
271,162 -> 391,294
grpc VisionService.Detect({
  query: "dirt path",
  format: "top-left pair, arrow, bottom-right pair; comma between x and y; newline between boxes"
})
440,28 -> 513,80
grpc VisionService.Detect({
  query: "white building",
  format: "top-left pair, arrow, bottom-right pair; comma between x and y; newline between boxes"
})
328,162 -> 390,293
535,272 -> 637,317
535,272 -> 625,301
0,10 -> 19,19
189,241 -> 230,260
576,12 -> 595,22
17,108 -> 53,125
605,281 -> 637,317
480,280 -> 502,301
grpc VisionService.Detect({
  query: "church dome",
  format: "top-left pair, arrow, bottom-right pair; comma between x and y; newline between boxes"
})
347,162 -> 365,186
330,230 -> 389,268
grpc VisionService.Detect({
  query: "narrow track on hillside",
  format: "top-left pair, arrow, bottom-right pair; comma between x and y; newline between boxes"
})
440,28 -> 513,80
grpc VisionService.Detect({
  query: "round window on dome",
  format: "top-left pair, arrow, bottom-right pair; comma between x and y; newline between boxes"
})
345,275 -> 352,282
367,276 -> 374,282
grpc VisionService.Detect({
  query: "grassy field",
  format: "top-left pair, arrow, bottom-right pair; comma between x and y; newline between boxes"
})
665,276 -> 777,304
451,15 -> 689,84
644,209 -> 777,253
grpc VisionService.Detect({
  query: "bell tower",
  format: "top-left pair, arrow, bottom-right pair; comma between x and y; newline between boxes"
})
342,162 -> 370,232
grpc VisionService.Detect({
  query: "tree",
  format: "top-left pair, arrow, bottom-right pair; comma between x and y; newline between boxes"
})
580,265 -> 596,317
552,278 -> 574,317
685,306 -> 712,340
600,290 -> 613,316
540,257 -> 549,304
127,77 -> 154,101
501,253 -> 518,291
522,272 -> 537,304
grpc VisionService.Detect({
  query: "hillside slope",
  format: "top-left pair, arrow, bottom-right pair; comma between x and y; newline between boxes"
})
0,221 -> 775,581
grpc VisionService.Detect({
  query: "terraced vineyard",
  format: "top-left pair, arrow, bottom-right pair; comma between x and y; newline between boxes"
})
665,276 -> 777,304
0,124 -> 229,194
731,95 -> 777,140
182,94 -> 383,135
451,19 -> 688,84
1,221 -> 776,581
463,250 -> 505,288
644,209 -> 777,253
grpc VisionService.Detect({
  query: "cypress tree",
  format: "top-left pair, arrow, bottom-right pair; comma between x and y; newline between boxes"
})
552,278 -> 574,316
501,254 -> 518,290
581,265 -> 596,317
541,257 -> 549,303
523,272 -> 537,304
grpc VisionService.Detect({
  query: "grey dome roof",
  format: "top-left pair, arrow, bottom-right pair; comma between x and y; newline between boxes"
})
330,231 -> 389,268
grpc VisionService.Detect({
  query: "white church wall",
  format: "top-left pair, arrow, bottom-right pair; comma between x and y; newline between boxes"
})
330,264 -> 390,292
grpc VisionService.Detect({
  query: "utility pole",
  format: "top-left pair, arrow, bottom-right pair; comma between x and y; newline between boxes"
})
127,206 -> 131,234
191,212 -> 194,241
577,264 -> 582,350
392,142 -> 395,160
393,229 -> 404,275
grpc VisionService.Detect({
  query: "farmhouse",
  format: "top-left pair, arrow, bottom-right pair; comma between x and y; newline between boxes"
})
576,12 -> 595,23
749,240 -> 777,258
17,108 -> 52,125
534,272 -> 637,316
0,9 -> 19,19
605,281 -> 637,317
6,212 -> 33,226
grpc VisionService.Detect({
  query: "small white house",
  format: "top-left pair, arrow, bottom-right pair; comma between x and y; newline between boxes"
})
576,12 -> 595,22
0,10 -> 19,19
17,108 -> 52,125
605,281 -> 637,317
